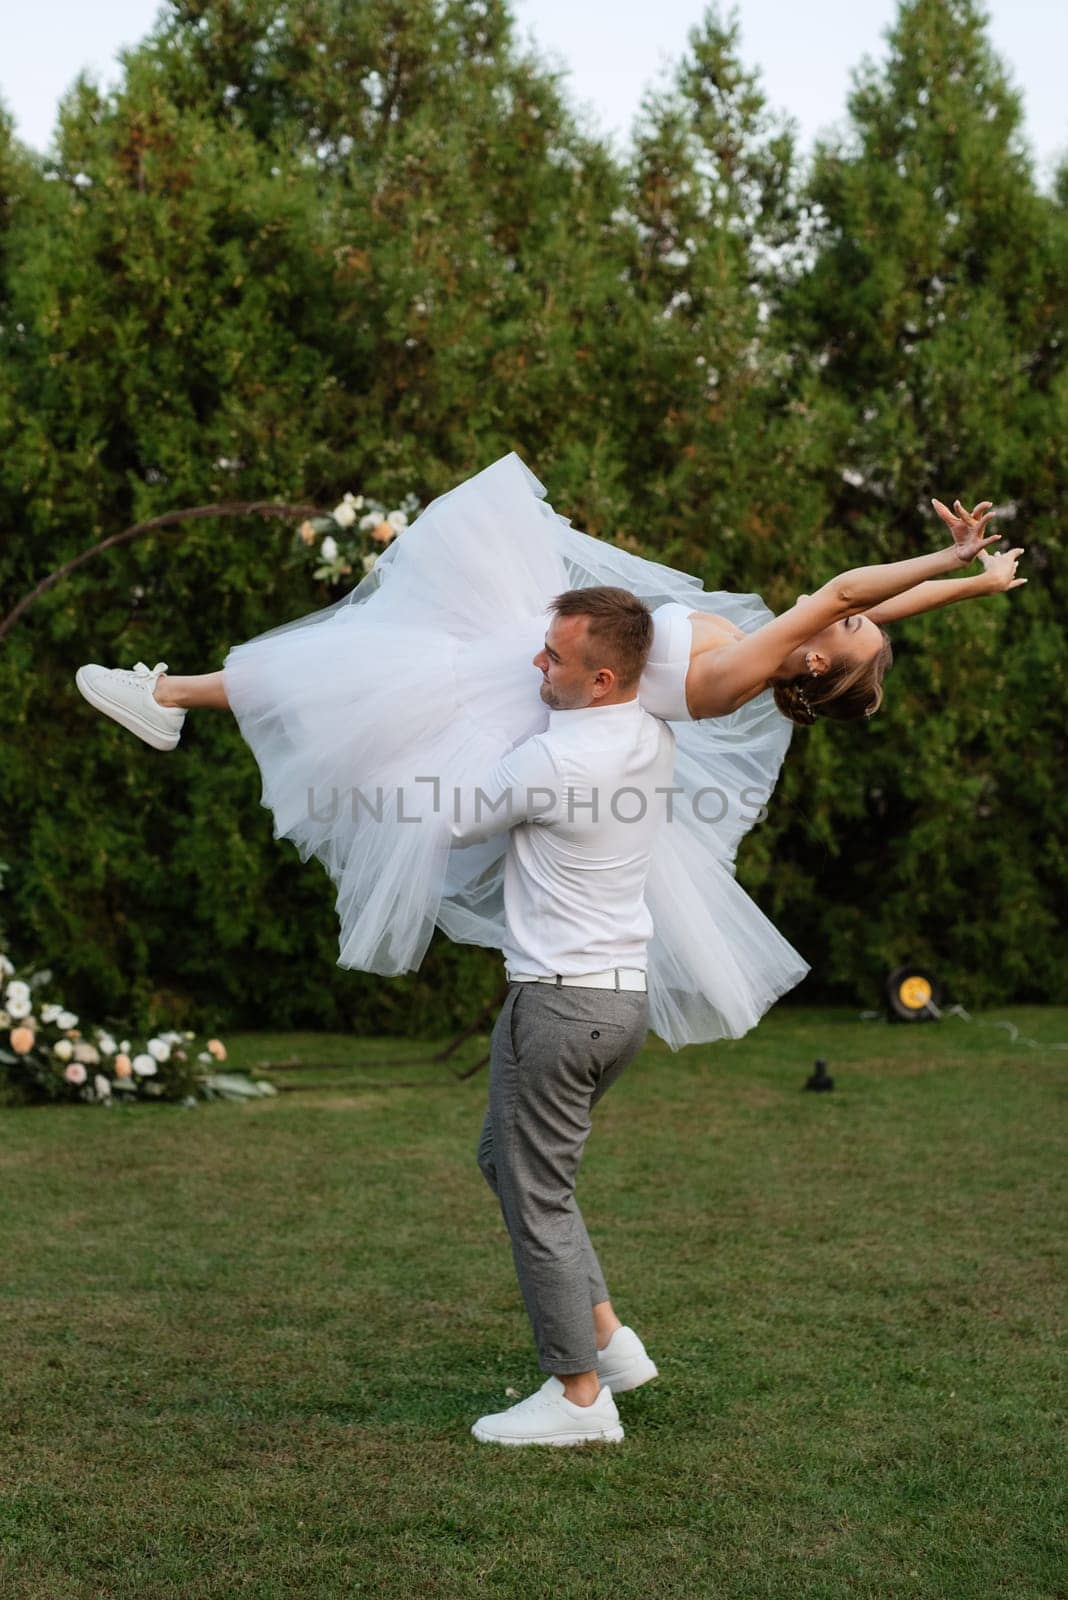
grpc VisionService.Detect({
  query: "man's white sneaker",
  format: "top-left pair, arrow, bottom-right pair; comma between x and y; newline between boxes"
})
595,1326 -> 659,1394
471,1376 -> 624,1447
75,661 -> 186,751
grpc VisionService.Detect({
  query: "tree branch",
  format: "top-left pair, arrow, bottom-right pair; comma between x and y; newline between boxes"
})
0,500 -> 326,642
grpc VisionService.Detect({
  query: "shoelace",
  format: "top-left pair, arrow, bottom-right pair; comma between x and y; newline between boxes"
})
501,1385 -> 561,1417
510,1392 -> 554,1415
524,1383 -> 604,1415
130,660 -> 168,679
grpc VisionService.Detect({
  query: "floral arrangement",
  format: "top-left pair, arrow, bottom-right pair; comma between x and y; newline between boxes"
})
0,951 -> 274,1107
1,488 -> 424,1106
297,487 -> 420,586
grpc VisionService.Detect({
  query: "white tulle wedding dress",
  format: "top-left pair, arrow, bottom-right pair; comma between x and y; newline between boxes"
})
223,452 -> 809,1049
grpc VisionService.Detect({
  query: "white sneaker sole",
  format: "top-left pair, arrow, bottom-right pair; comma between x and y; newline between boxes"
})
75,666 -> 183,752
471,1422 -> 624,1447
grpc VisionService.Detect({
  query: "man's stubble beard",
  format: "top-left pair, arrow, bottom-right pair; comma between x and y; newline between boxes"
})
540,679 -> 588,711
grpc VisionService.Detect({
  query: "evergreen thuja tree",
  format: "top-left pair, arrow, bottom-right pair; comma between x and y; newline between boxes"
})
616,8 -> 805,583
768,0 -> 1068,1005
0,73 -> 349,1031
0,0 -> 640,1035
613,9 -> 849,923
138,0 -> 635,507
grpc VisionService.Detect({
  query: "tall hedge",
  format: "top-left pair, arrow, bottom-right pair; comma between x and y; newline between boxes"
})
769,0 -> 1068,1003
0,0 -> 1063,1037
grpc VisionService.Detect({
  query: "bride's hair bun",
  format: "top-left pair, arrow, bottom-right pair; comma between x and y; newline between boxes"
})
773,629 -> 894,726
772,679 -> 819,726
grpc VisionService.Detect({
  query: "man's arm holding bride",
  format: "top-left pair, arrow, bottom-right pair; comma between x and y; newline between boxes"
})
448,735 -> 562,847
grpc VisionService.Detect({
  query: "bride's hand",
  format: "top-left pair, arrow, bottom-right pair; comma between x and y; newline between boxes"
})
978,546 -> 1028,592
931,497 -> 1002,563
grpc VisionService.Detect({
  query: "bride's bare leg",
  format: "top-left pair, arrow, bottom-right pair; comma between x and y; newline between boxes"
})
154,671 -> 230,710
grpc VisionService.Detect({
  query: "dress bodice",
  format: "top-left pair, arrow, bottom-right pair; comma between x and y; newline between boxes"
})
639,603 -> 695,722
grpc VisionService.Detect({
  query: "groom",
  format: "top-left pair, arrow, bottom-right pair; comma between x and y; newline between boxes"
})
449,585 -> 675,1446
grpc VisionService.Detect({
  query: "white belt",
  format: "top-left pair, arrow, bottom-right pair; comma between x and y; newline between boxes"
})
509,967 -> 648,992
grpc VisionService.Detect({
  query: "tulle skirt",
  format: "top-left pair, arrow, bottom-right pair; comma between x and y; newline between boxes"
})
223,452 -> 809,1049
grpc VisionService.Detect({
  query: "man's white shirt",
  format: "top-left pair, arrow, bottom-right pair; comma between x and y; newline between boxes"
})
449,698 -> 676,977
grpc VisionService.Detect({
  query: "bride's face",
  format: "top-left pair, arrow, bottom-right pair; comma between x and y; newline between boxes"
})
803,612 -> 884,670
533,615 -> 604,710
796,596 -> 884,672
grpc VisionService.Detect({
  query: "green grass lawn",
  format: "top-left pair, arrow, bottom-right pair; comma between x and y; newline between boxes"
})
1,1006 -> 1064,1600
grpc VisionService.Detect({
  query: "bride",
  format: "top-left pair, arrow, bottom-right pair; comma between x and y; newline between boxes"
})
74,453 -> 1020,1049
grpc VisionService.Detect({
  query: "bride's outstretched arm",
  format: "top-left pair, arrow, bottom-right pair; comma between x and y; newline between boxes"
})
688,499 -> 1002,716
861,547 -> 1026,625
829,500 -> 1000,610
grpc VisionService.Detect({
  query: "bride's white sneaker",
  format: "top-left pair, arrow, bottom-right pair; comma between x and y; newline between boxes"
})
595,1326 -> 659,1393
75,660 -> 186,751
471,1376 -> 624,1447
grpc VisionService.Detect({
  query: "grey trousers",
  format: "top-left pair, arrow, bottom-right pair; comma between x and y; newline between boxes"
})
477,980 -> 650,1376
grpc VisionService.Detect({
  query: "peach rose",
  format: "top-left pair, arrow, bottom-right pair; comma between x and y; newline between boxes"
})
371,520 -> 396,545
10,1026 -> 35,1054
207,1038 -> 227,1061
298,520 -> 317,545
113,1053 -> 133,1078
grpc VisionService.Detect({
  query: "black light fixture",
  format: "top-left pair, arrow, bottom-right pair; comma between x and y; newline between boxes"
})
804,1058 -> 834,1092
885,965 -> 942,1022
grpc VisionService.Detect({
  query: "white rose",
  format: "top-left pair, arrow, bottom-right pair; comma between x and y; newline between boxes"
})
320,534 -> 340,560
0,954 -> 14,979
146,1037 -> 171,1062
197,1051 -> 213,1064
57,1010 -> 79,1029
6,996 -> 31,1020
387,510 -> 408,531
73,1041 -> 100,1066
119,1040 -> 130,1053
94,1074 -> 112,1099
343,493 -> 364,510
96,1032 -> 117,1056
361,552 -> 377,574
330,502 -> 356,529
358,512 -> 379,532
5,981 -> 30,1004
132,1054 -> 157,1077
40,1003 -> 62,1024
53,1039 -> 74,1061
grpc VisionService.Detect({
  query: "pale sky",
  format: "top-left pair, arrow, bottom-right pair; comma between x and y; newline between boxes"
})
2,0 -> 1065,182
